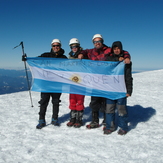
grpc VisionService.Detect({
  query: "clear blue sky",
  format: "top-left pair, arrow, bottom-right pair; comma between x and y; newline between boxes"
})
0,0 -> 163,71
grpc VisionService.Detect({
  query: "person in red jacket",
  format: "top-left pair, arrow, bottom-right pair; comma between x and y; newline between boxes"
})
67,38 -> 85,128
78,34 -> 112,129
78,36 -> 131,129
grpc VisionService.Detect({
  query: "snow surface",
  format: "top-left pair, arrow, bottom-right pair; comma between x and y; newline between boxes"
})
0,69 -> 163,163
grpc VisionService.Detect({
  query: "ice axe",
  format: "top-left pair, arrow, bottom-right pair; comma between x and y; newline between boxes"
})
13,42 -> 34,107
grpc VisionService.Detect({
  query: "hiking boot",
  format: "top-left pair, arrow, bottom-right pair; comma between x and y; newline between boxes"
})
118,129 -> 127,135
74,120 -> 83,128
104,129 -> 113,135
103,126 -> 106,131
86,121 -> 99,129
67,119 -> 76,127
67,121 -> 75,127
86,110 -> 99,129
51,118 -> 59,126
36,119 -> 46,129
74,111 -> 83,128
67,110 -> 76,127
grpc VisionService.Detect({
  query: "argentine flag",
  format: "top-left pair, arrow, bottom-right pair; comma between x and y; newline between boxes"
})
27,57 -> 127,100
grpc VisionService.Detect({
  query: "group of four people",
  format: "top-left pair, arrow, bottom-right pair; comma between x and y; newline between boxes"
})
23,34 -> 133,135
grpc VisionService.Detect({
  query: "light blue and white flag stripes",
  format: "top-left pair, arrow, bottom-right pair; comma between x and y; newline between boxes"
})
27,57 -> 127,100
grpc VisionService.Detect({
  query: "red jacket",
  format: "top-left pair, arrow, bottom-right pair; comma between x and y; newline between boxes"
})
80,45 -> 111,61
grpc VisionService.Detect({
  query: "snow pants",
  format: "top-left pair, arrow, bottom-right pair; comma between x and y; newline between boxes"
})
105,97 -> 128,131
89,96 -> 106,123
69,94 -> 85,111
89,96 -> 106,112
38,92 -> 61,120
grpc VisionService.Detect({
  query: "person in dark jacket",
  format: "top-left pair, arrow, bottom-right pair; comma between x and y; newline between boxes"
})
104,41 -> 133,135
36,39 -> 67,129
107,41 -> 131,62
66,38 -> 85,128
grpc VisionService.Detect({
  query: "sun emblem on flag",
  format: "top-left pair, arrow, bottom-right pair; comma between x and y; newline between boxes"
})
70,74 -> 81,83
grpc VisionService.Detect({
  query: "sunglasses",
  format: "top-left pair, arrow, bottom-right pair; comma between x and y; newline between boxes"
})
71,46 -> 79,49
52,45 -> 60,47
93,40 -> 103,44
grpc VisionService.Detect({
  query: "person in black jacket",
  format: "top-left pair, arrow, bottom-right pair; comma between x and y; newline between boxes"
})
104,41 -> 133,135
36,39 -> 67,129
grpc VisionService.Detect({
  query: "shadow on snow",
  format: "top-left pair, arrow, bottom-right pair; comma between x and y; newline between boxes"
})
127,105 -> 156,131
58,105 -> 156,131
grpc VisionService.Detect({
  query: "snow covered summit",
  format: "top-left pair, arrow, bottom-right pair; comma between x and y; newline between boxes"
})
0,69 -> 163,163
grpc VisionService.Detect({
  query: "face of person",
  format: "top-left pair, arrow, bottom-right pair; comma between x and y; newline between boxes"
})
70,44 -> 79,53
93,38 -> 103,49
113,47 -> 121,55
52,43 -> 61,52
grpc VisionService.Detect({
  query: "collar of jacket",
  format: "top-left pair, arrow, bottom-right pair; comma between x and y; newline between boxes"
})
50,48 -> 65,56
69,47 -> 82,58
94,44 -> 108,52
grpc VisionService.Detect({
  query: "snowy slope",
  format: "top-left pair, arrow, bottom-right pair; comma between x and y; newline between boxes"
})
0,69 -> 163,163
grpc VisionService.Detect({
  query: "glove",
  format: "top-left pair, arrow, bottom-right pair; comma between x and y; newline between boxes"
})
124,58 -> 131,64
78,54 -> 83,59
22,55 -> 27,61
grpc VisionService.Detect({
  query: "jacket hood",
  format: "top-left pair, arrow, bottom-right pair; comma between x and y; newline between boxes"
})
111,41 -> 123,53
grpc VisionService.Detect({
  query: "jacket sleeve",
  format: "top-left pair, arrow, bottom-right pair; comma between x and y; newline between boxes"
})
125,62 -> 133,95
105,53 -> 119,61
80,49 -> 90,58
123,51 -> 131,59
38,52 -> 50,57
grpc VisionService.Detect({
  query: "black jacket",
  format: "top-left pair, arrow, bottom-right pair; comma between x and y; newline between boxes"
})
124,63 -> 133,95
39,48 -> 67,59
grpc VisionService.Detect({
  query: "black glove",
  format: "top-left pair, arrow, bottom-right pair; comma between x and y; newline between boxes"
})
22,55 -> 27,61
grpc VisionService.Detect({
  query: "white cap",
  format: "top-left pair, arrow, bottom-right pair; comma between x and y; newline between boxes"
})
69,38 -> 80,46
51,39 -> 61,45
92,34 -> 103,41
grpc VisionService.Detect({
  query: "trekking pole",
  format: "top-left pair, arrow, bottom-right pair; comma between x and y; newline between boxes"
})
13,42 -> 34,107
